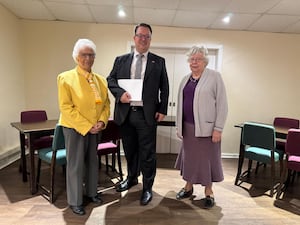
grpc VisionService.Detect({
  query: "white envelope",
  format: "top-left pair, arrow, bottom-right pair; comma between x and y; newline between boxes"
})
118,79 -> 143,101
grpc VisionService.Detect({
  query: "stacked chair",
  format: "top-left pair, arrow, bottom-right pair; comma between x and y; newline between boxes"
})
276,129 -> 300,199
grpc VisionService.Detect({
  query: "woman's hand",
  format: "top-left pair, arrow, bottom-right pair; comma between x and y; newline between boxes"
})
212,130 -> 222,143
89,121 -> 105,134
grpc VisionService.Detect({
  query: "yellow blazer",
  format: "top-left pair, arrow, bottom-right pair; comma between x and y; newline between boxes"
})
57,66 -> 110,136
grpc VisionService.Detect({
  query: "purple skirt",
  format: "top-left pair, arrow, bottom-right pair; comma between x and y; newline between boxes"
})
175,122 -> 224,185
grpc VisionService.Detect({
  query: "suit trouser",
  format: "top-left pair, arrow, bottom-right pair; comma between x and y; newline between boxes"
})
120,109 -> 157,190
63,127 -> 98,206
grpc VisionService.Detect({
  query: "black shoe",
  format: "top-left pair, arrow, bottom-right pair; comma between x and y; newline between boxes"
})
115,178 -> 138,192
204,196 -> 215,209
176,187 -> 193,200
88,194 -> 103,205
70,205 -> 85,215
140,190 -> 152,205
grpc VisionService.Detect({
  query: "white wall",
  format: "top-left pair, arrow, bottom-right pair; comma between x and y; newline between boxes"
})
1,4 -> 300,159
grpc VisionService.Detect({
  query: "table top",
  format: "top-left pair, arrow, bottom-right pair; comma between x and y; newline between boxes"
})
234,122 -> 289,135
11,119 -> 58,133
158,115 -> 175,126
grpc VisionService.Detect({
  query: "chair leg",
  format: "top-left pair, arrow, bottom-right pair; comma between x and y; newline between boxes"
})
270,160 -> 275,197
50,152 -> 57,204
286,169 -> 292,187
291,170 -> 296,184
247,160 -> 253,178
255,161 -> 259,174
105,155 -> 109,173
276,164 -> 287,199
279,160 -> 283,176
111,153 -> 116,171
62,165 -> 66,176
98,155 -> 102,169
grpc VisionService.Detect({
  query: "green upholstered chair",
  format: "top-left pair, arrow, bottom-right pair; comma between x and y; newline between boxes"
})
36,124 -> 66,203
235,122 -> 284,197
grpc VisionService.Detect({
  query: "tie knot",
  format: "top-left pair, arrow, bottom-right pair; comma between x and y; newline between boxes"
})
137,54 -> 143,59
85,73 -> 92,81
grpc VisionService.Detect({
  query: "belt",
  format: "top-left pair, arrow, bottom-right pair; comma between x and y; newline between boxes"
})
130,106 -> 143,112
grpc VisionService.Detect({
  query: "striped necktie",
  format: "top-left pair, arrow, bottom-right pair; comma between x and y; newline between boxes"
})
135,54 -> 143,79
85,73 -> 102,104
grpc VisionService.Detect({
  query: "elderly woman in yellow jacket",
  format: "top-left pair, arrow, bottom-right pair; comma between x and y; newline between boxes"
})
57,39 -> 110,216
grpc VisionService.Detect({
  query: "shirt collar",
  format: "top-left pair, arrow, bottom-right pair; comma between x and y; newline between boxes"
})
134,49 -> 149,58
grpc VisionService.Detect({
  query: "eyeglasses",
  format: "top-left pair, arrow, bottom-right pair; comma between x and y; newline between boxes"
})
135,34 -> 151,40
79,53 -> 96,58
189,58 -> 204,63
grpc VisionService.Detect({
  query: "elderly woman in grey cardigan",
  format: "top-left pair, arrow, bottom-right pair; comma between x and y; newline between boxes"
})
175,46 -> 228,209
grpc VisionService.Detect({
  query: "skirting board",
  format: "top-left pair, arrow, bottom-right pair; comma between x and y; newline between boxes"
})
119,149 -> 238,158
0,148 -> 239,170
222,153 -> 239,158
0,147 -> 20,170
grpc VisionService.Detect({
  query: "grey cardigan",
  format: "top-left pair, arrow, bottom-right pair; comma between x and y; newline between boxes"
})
176,68 -> 228,137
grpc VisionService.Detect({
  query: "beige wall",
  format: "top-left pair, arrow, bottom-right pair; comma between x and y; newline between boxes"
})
1,4 -> 300,157
0,5 -> 25,154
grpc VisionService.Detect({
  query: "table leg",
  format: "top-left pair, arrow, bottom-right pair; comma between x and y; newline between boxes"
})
28,134 -> 37,194
19,132 -> 28,182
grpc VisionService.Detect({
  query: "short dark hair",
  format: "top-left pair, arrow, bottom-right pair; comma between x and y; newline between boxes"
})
134,23 -> 152,34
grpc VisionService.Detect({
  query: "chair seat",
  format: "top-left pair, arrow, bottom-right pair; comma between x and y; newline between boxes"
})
288,155 -> 300,162
38,147 -> 66,165
245,147 -> 283,163
288,156 -> 300,171
98,142 -> 117,155
98,142 -> 117,149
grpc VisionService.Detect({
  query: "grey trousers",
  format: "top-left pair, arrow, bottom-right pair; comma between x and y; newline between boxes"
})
63,127 -> 98,206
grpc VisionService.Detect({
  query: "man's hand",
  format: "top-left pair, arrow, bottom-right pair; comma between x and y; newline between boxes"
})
155,113 -> 165,122
120,92 -> 131,103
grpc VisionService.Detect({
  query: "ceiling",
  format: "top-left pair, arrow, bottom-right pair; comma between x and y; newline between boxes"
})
1,0 -> 300,34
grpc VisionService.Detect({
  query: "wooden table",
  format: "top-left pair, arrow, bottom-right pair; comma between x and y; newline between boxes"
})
11,119 -> 58,194
234,122 -> 289,139
158,115 -> 175,126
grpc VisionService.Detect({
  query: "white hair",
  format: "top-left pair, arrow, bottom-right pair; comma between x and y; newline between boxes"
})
187,45 -> 209,66
72,39 -> 96,63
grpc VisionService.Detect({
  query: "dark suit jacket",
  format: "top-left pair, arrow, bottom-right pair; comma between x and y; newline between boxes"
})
107,52 -> 169,126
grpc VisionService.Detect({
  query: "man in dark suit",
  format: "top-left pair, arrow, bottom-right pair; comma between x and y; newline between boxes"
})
107,23 -> 169,205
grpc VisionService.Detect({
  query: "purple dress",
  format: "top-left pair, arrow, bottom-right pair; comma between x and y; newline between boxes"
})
175,78 -> 224,186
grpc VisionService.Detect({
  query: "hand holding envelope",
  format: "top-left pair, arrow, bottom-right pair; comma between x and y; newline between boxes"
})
118,79 -> 143,101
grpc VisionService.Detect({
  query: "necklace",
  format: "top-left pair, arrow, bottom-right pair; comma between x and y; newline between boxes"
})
189,76 -> 199,83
